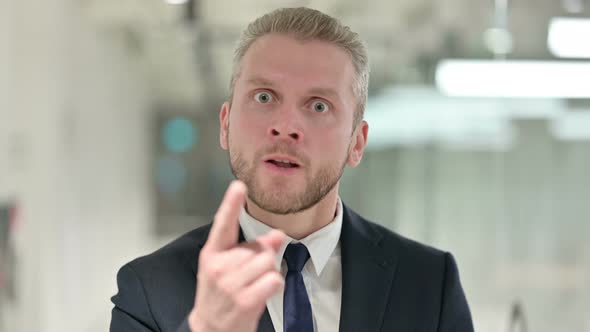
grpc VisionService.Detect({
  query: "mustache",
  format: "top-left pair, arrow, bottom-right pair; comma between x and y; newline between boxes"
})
257,143 -> 309,165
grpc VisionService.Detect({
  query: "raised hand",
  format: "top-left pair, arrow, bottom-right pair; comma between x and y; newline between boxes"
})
188,181 -> 285,332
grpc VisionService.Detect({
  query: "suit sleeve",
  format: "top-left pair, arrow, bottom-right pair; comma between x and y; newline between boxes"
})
437,253 -> 475,332
110,263 -> 193,332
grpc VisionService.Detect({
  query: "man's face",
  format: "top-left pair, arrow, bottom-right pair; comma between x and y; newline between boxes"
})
219,33 -> 368,215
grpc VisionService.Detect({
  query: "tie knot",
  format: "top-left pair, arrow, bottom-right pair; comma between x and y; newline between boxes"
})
283,243 -> 310,272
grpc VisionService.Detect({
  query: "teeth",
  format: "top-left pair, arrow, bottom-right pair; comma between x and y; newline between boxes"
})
273,159 -> 295,164
269,159 -> 298,167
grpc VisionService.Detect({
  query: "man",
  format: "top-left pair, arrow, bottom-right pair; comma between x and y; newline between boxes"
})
110,7 -> 474,332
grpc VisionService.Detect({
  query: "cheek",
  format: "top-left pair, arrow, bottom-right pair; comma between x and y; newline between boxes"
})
310,127 -> 350,161
229,110 -> 266,150
235,116 -> 264,140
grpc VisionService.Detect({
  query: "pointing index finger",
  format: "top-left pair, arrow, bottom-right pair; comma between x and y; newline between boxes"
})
205,180 -> 247,253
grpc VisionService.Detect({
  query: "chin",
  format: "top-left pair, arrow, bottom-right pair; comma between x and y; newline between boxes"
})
249,184 -> 306,214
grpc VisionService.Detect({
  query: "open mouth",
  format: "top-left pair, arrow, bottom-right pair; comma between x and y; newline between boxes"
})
265,159 -> 300,169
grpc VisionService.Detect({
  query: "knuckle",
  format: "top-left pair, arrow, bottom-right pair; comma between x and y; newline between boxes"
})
261,251 -> 276,269
198,249 -> 210,263
217,278 -> 235,297
270,272 -> 284,289
232,247 -> 253,262
235,296 -> 257,313
203,260 -> 224,280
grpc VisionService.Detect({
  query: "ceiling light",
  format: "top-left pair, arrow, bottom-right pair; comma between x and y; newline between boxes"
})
548,17 -> 590,59
435,59 -> 590,98
164,0 -> 189,4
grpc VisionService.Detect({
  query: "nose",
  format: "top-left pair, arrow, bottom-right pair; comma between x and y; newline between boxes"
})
269,128 -> 300,141
267,105 -> 303,142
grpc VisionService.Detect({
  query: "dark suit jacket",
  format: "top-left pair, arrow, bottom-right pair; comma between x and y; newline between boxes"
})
110,204 -> 474,332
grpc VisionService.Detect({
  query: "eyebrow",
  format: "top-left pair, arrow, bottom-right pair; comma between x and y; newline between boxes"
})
246,77 -> 275,87
246,77 -> 341,101
308,87 -> 341,100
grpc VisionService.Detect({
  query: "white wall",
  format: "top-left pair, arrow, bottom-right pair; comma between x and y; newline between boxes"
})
1,0 -> 158,331
341,123 -> 590,332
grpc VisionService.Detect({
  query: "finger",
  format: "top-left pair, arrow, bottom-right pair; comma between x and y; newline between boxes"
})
208,239 -> 278,275
239,271 -> 284,307
256,229 -> 286,253
218,249 -> 277,292
205,181 -> 246,253
206,246 -> 259,276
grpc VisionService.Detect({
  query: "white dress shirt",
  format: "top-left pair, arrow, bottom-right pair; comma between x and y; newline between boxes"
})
239,198 -> 343,332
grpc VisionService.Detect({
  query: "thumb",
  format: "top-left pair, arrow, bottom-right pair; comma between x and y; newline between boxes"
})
257,229 -> 286,253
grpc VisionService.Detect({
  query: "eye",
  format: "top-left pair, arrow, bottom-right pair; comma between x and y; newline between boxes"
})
312,100 -> 330,113
254,91 -> 273,104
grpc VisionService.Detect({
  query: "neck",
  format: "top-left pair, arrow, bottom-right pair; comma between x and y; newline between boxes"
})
245,184 -> 340,240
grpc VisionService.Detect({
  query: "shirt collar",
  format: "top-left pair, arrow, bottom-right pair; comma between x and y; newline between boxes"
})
239,198 -> 343,276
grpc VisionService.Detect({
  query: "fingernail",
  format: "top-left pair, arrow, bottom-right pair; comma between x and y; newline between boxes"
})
231,180 -> 246,193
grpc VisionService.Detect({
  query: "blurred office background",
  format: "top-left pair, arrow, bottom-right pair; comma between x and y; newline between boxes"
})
1,0 -> 589,331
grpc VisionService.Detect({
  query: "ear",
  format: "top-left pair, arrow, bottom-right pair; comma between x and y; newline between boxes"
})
346,120 -> 369,168
219,102 -> 230,150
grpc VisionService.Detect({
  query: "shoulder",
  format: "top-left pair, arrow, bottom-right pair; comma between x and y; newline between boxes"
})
111,225 -> 212,330
345,211 -> 473,330
123,223 -> 213,279
349,207 -> 448,258
376,220 -> 447,260
345,206 -> 453,273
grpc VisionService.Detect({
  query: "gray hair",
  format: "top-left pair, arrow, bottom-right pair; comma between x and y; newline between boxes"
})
228,7 -> 369,127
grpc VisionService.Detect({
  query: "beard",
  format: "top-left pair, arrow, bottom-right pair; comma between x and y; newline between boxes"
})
228,140 -> 348,215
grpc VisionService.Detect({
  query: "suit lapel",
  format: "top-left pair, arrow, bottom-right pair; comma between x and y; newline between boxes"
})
338,206 -> 399,332
257,309 -> 275,332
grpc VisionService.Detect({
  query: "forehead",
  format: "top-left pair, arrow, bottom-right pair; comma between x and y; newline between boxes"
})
237,34 -> 356,98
